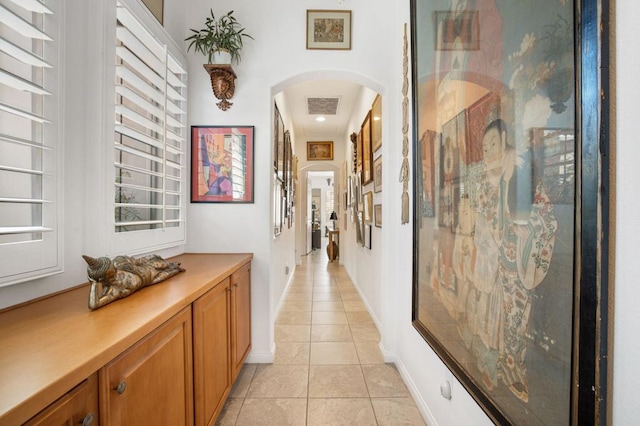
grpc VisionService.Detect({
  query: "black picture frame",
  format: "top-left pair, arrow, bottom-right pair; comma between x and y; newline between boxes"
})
410,0 -> 610,424
274,103 -> 285,181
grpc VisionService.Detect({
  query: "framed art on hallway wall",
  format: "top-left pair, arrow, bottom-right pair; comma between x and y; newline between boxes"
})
361,111 -> 373,185
306,10 -> 352,50
371,94 -> 382,153
191,126 -> 254,203
307,141 -> 334,161
373,155 -> 382,193
410,0 -> 609,424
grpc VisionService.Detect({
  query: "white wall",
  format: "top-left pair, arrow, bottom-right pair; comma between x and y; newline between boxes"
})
340,86 -> 385,328
182,0 -> 396,361
613,0 -> 640,423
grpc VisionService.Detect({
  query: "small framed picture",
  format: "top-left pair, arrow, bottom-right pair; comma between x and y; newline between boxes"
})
307,141 -> 334,160
363,191 -> 373,224
364,225 -> 372,250
374,204 -> 382,228
434,10 -> 480,51
306,10 -> 352,50
373,155 -> 382,193
371,94 -> 382,152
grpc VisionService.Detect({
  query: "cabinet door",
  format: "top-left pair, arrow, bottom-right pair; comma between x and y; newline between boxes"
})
99,308 -> 193,426
230,263 -> 251,381
193,278 -> 231,426
24,374 -> 99,426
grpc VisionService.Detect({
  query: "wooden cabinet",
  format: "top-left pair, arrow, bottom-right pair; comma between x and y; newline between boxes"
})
99,308 -> 193,426
193,261 -> 252,426
231,262 -> 251,381
24,374 -> 99,426
0,254 -> 252,426
193,278 -> 232,426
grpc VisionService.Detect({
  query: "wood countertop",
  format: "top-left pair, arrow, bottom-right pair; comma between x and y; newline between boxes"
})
0,253 -> 253,426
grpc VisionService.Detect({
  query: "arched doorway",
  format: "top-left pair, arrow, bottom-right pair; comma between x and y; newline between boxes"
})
271,71 -> 385,266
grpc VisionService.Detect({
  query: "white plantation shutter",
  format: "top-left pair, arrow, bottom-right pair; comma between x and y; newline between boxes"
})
0,0 -> 61,286
113,1 -> 186,244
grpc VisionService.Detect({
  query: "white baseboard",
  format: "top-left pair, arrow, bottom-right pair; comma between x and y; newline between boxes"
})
394,357 -> 438,426
245,342 -> 275,364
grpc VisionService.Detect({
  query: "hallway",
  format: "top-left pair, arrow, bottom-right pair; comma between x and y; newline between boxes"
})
216,241 -> 426,425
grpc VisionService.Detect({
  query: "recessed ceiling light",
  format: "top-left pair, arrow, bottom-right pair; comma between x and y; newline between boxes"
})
316,116 -> 326,122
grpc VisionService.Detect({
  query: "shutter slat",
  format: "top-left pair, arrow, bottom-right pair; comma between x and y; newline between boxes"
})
0,69 -> 51,95
0,133 -> 50,150
7,0 -> 53,14
115,104 -> 163,135
0,103 -> 51,123
0,38 -> 52,68
115,219 -> 182,227
0,4 -> 52,40
115,143 -> 163,164
0,226 -> 53,236
116,85 -> 164,119
116,5 -> 164,61
0,165 -> 44,176
116,46 -> 164,89
115,124 -> 164,151
0,197 -> 52,204
115,66 -> 164,106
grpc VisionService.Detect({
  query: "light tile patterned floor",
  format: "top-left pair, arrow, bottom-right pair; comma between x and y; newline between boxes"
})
217,240 -> 426,425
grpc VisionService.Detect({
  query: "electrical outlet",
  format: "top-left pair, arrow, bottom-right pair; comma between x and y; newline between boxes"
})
285,266 -> 290,275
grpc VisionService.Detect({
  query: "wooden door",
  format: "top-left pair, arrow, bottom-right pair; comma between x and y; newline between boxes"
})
24,374 -> 99,426
99,308 -> 193,426
230,263 -> 251,381
193,278 -> 231,426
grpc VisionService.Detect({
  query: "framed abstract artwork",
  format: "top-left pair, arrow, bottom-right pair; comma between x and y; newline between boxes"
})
191,126 -> 254,203
411,0 -> 609,424
306,10 -> 352,50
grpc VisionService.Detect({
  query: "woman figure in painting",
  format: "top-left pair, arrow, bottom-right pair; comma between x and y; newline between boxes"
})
468,118 -> 557,402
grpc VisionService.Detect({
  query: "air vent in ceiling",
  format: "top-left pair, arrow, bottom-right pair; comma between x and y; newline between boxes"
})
307,97 -> 340,115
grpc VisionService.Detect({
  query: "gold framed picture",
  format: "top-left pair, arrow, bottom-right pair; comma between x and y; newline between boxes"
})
307,141 -> 334,160
306,10 -> 352,50
371,94 -> 382,152
363,191 -> 373,224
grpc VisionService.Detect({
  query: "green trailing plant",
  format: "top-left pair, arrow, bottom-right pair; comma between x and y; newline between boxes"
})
185,10 -> 253,64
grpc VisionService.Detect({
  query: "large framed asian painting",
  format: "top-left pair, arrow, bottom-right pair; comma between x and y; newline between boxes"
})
410,0 -> 609,425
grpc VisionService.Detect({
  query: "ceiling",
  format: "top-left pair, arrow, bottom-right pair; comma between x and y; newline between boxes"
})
280,79 -> 366,141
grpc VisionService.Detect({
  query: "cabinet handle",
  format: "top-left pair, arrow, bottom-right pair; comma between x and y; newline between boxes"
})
81,412 -> 95,426
115,380 -> 126,394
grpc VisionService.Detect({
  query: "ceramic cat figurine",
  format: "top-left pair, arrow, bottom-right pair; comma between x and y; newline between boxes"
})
83,254 -> 185,310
